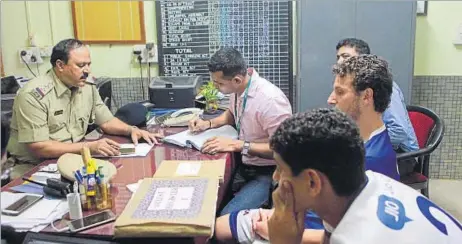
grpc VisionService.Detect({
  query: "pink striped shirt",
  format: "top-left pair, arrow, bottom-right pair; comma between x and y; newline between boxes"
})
229,68 -> 292,166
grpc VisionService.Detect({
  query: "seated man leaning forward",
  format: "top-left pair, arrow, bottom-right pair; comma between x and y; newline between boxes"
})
189,47 -> 292,216
216,108 -> 462,244
6,38 -> 162,179
215,54 -> 400,243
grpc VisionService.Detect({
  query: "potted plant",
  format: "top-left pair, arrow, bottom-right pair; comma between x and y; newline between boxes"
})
199,81 -> 219,114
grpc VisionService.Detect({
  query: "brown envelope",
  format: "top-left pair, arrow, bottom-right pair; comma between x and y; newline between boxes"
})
153,159 -> 226,183
114,177 -> 219,238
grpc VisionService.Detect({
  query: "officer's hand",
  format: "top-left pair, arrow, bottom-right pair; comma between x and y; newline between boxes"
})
188,118 -> 210,133
131,128 -> 163,146
88,138 -> 121,157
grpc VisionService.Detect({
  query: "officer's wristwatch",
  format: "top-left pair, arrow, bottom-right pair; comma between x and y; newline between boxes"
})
242,141 -> 251,156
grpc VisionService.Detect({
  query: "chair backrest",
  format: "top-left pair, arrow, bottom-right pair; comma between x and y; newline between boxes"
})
96,78 -> 112,110
407,105 -> 444,151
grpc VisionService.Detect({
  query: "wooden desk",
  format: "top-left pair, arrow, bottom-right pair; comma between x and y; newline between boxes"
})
2,126 -> 235,243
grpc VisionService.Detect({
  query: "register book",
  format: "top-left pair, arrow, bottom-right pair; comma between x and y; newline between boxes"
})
161,125 -> 238,150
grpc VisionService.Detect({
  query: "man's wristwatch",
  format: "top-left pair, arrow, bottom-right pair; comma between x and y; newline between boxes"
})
242,141 -> 251,156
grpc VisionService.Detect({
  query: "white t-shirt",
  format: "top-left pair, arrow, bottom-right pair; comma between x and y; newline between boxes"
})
327,171 -> 462,244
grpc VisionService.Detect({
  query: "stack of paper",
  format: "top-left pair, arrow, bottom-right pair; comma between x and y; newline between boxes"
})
1,192 -> 69,232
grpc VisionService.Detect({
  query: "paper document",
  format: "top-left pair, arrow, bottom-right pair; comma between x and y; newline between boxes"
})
38,163 -> 58,172
148,187 -> 194,211
1,192 -> 69,232
127,180 -> 143,193
175,162 -> 202,176
162,125 -> 238,150
93,143 -> 154,158
30,172 -> 61,185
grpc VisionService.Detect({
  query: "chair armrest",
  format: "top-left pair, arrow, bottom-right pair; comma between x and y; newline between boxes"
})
397,147 -> 435,160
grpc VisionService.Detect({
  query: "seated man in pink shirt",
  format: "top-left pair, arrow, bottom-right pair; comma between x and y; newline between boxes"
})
189,47 -> 292,216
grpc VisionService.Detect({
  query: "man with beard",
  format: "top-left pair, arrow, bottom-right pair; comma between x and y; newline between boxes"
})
327,54 -> 399,180
6,39 -> 162,179
189,47 -> 292,216
336,38 -> 419,176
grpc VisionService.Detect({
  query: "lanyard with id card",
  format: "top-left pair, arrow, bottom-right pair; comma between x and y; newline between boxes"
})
234,76 -> 252,139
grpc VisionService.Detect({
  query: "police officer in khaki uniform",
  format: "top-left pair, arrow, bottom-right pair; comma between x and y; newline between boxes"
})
6,39 -> 162,179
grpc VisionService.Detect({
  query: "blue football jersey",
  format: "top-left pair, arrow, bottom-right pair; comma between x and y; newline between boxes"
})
365,126 -> 399,180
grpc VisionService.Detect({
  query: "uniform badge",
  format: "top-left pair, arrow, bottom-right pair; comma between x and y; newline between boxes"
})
54,110 -> 64,116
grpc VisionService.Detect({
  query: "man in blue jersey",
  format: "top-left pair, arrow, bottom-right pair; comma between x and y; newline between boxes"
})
336,38 -> 419,176
214,55 -> 399,243
327,54 -> 399,180
217,108 -> 462,244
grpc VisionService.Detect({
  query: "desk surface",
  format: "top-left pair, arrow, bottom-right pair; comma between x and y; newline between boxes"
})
2,126 -> 234,243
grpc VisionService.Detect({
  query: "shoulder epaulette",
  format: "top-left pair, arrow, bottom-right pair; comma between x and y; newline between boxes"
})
30,82 -> 54,100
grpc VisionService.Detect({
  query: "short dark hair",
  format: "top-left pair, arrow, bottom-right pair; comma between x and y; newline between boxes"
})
270,108 -> 365,197
336,38 -> 371,55
208,47 -> 247,79
332,54 -> 393,113
50,39 -> 84,67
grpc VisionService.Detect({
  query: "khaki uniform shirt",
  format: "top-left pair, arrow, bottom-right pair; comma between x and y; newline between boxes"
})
7,69 -> 114,164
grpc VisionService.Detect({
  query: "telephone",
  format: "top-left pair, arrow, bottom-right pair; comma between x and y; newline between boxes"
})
162,108 -> 203,127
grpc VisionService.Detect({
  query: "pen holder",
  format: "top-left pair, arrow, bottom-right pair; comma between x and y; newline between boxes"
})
80,180 -> 113,211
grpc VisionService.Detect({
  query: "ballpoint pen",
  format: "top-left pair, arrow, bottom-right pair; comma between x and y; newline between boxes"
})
22,177 -> 46,187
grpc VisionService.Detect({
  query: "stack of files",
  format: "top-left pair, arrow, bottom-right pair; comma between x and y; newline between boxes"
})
1,192 -> 69,232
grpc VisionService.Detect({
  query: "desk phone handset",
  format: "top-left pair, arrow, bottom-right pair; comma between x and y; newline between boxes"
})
162,108 -> 203,127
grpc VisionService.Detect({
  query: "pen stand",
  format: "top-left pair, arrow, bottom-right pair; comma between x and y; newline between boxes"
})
80,181 -> 113,211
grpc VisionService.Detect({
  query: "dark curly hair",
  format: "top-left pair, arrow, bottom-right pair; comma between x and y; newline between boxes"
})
50,39 -> 84,67
332,54 -> 393,113
270,108 -> 365,196
208,47 -> 247,79
336,38 -> 371,55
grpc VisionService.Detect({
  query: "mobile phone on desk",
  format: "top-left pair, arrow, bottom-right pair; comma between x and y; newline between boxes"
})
67,210 -> 116,232
2,193 -> 44,216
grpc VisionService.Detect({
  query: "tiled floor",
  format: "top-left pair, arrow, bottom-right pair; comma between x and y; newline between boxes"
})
429,179 -> 462,221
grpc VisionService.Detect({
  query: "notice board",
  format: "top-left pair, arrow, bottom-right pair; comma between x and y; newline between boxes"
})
156,1 -> 293,102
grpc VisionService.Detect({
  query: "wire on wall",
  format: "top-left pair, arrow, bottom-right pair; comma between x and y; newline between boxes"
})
20,55 -> 36,78
24,1 -> 31,38
48,1 -> 55,44
138,56 -> 145,101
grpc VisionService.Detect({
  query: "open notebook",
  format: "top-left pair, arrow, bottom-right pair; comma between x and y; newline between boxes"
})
162,125 -> 238,151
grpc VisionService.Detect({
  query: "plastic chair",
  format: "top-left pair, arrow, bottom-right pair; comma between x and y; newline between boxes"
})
398,105 -> 445,197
